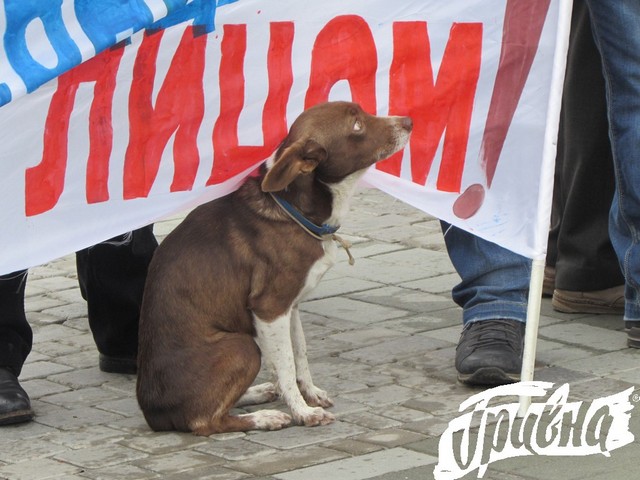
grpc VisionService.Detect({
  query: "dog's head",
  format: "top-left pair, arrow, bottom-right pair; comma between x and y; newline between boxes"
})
261,102 -> 412,192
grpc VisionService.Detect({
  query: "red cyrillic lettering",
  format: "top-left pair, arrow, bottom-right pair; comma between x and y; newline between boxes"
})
380,22 -> 482,192
208,22 -> 294,185
123,27 -> 206,199
25,45 -> 124,216
304,15 -> 377,113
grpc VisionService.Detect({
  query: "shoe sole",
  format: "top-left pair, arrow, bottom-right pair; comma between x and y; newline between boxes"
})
457,367 -> 520,386
99,354 -> 137,375
551,295 -> 624,315
628,333 -> 640,349
0,408 -> 34,426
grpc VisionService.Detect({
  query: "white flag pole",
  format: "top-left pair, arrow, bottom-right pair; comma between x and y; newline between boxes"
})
518,0 -> 573,417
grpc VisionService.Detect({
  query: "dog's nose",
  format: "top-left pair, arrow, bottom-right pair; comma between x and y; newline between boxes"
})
401,117 -> 413,132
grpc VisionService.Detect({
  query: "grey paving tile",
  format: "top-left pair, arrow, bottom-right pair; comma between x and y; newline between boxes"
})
248,421 -> 369,449
538,322 -> 627,351
273,447 -> 437,480
80,463 -> 161,479
301,296 -> 410,324
34,404 -> 126,431
304,276 -> 384,301
488,443 -> 640,480
321,438 -> 385,456
559,349 -> 640,376
161,465 -> 251,480
31,324 -> 84,342
131,450 -> 223,475
25,296 -> 68,314
344,383 -> 424,409
0,457 -> 83,480
0,437 -> 70,464
348,286 -> 452,313
41,425 -> 128,449
328,257 -> 438,285
341,411 -> 403,430
20,378 -> 71,399
19,360 -> 74,380
95,396 -> 141,417
377,313 -> 460,334
40,386 -> 122,407
120,432 -> 209,455
354,428 -> 427,448
325,326 -> 405,347
340,334 -> 453,366
195,438 -> 276,461
54,444 -> 149,469
229,446 -> 347,476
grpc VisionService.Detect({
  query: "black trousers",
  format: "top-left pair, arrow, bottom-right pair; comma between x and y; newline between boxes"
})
0,226 -> 157,376
546,2 -> 623,291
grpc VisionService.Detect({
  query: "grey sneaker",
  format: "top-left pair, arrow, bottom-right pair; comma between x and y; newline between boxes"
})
455,319 -> 525,386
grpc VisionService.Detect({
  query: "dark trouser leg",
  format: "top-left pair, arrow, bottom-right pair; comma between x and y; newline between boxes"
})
76,226 -> 157,360
0,270 -> 31,377
548,2 -> 623,291
0,270 -> 34,425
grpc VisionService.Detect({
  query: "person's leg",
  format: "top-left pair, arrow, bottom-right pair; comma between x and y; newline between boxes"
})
76,226 -> 157,373
0,270 -> 34,425
586,1 -> 640,345
549,1 -> 624,313
442,223 -> 531,385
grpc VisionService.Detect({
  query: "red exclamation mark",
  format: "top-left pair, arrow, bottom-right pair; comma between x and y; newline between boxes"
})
453,0 -> 551,219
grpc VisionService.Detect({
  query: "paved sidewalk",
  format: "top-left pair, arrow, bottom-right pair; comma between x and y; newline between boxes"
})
1,188 -> 639,480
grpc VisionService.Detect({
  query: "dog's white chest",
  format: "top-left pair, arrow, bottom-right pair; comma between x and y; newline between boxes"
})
297,239 -> 337,302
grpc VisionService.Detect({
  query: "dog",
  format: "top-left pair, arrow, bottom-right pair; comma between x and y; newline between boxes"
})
136,101 -> 412,435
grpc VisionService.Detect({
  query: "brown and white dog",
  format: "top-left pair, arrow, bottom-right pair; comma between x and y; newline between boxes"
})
136,101 -> 412,435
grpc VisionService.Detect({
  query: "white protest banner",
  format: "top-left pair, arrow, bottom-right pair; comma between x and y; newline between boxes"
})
0,0 -> 566,274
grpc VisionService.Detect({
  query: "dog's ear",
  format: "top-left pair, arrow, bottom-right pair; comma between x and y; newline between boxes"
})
261,139 -> 326,192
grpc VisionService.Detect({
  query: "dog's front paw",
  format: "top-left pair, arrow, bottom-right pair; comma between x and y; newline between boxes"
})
293,407 -> 335,427
301,385 -> 334,408
251,409 -> 292,430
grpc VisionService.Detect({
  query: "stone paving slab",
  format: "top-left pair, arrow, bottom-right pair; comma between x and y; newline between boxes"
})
1,188 -> 640,480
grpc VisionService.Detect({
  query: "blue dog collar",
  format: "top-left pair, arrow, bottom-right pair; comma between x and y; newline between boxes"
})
269,193 -> 340,238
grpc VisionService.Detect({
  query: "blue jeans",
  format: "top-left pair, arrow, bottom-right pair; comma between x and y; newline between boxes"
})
441,222 -> 531,325
587,1 -> 640,321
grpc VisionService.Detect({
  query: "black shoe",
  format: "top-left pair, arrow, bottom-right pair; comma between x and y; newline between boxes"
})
99,354 -> 137,374
0,368 -> 34,426
455,319 -> 525,386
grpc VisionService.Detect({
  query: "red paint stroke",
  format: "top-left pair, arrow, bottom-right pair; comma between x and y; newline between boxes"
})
380,21 -> 482,191
25,45 -> 125,216
123,27 -> 207,199
480,0 -> 551,188
305,15 -> 377,112
208,22 -> 294,185
452,0 -> 551,219
453,183 -> 485,219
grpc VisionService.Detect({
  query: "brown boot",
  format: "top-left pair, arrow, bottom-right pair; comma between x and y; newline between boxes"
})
552,285 -> 624,314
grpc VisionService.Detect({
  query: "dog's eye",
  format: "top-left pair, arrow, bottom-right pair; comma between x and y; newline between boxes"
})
353,119 -> 363,132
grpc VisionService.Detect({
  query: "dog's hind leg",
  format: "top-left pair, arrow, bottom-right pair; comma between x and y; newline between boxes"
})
184,333 -> 289,435
190,409 -> 291,436
235,382 -> 279,407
